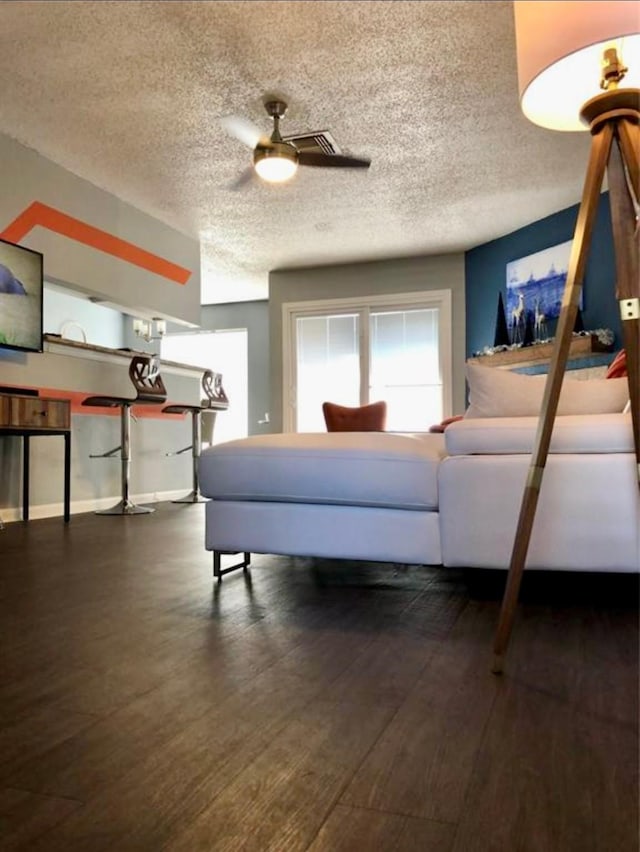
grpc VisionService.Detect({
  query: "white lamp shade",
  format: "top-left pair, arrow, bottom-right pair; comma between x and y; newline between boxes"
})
514,1 -> 640,130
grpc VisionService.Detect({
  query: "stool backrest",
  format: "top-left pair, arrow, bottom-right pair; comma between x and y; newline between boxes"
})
202,370 -> 229,410
129,355 -> 167,403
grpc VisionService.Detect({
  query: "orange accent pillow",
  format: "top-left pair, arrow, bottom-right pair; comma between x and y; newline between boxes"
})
606,350 -> 627,379
322,400 -> 387,432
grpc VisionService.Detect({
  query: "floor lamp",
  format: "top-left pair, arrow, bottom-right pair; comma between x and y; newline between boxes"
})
492,1 -> 639,673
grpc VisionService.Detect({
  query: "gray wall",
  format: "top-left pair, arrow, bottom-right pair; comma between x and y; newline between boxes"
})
200,301 -> 270,435
0,130 -> 205,518
269,254 -> 466,432
0,132 -> 201,325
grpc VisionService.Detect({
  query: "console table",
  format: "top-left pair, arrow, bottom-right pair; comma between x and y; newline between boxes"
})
0,393 -> 71,523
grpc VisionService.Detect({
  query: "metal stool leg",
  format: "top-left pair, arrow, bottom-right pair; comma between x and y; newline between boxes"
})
173,410 -> 207,504
96,403 -> 154,515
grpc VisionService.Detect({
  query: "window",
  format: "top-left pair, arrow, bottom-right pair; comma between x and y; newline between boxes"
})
283,291 -> 451,432
295,313 -> 360,432
161,329 -> 248,444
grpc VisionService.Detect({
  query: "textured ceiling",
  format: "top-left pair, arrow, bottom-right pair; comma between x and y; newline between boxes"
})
0,1 -> 591,304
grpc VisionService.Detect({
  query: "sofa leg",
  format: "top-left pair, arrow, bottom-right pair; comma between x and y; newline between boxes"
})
213,551 -> 251,581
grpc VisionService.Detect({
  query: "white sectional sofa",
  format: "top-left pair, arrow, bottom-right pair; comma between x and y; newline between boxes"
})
198,410 -> 639,576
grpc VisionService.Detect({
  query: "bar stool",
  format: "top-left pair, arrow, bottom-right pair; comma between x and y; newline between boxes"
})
162,370 -> 229,503
82,355 -> 167,515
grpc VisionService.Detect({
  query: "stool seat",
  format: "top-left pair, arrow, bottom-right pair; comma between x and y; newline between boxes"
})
162,403 -> 203,415
83,395 -> 155,408
82,355 -> 167,515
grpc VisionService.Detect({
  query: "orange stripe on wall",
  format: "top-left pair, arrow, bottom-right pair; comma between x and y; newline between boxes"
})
0,201 -> 191,285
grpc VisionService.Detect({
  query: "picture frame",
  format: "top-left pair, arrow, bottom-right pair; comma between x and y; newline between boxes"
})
506,239 -> 580,342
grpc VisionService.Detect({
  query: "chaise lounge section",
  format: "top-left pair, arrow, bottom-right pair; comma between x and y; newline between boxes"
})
200,431 -> 446,570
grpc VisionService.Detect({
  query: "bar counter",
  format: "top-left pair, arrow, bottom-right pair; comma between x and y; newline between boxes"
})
0,335 -> 218,520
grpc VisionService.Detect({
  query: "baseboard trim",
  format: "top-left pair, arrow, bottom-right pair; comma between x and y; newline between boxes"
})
0,490 -> 199,523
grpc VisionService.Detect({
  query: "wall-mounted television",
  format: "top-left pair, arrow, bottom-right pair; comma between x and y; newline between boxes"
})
0,237 -> 43,353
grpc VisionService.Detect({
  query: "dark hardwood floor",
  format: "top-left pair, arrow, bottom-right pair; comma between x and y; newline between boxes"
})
0,504 -> 637,851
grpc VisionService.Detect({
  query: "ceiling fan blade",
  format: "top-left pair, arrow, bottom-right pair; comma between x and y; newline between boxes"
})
220,114 -> 269,149
227,166 -> 256,191
298,151 -> 371,169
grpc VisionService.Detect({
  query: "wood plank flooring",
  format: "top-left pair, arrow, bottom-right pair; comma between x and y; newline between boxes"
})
0,504 -> 637,851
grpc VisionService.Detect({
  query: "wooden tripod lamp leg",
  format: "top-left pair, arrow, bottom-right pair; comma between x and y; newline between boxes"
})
609,119 -> 640,476
491,124 -> 614,674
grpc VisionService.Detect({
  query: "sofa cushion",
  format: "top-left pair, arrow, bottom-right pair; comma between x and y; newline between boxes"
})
465,362 -> 628,418
199,431 -> 446,510
445,412 -> 634,456
439,453 -> 639,571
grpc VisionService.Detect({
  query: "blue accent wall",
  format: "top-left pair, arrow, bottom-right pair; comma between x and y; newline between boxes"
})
465,192 -> 619,357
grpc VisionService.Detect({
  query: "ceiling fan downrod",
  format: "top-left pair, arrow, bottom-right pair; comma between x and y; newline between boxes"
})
264,99 -> 288,143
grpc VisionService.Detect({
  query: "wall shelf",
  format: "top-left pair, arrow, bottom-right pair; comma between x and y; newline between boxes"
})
467,334 -> 613,371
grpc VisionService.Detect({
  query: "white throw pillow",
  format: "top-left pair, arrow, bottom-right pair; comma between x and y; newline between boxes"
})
465,362 -> 629,418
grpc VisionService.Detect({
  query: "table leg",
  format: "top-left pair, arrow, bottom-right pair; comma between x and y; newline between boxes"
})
64,431 -> 71,523
22,434 -> 30,522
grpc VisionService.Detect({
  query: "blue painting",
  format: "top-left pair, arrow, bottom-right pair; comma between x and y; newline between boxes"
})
506,240 -> 580,343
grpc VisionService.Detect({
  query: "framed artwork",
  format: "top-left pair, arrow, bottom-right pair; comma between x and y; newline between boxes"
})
506,240 -> 580,341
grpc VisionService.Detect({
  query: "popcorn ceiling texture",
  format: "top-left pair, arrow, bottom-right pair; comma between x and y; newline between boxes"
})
0,1 -> 591,304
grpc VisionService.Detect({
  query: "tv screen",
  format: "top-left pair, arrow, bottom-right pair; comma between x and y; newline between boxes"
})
0,237 -> 43,353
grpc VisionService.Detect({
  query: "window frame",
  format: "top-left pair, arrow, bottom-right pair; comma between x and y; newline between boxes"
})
282,290 -> 452,432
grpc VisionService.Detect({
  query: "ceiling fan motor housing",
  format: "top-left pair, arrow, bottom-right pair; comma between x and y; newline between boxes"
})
254,140 -> 298,165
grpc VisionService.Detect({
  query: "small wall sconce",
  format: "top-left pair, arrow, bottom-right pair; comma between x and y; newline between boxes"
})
133,317 -> 167,343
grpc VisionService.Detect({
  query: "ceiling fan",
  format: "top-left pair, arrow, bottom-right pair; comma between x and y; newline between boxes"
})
221,99 -> 371,186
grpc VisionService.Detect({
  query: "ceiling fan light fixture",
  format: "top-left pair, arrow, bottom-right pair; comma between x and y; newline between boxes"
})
253,142 -> 298,183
